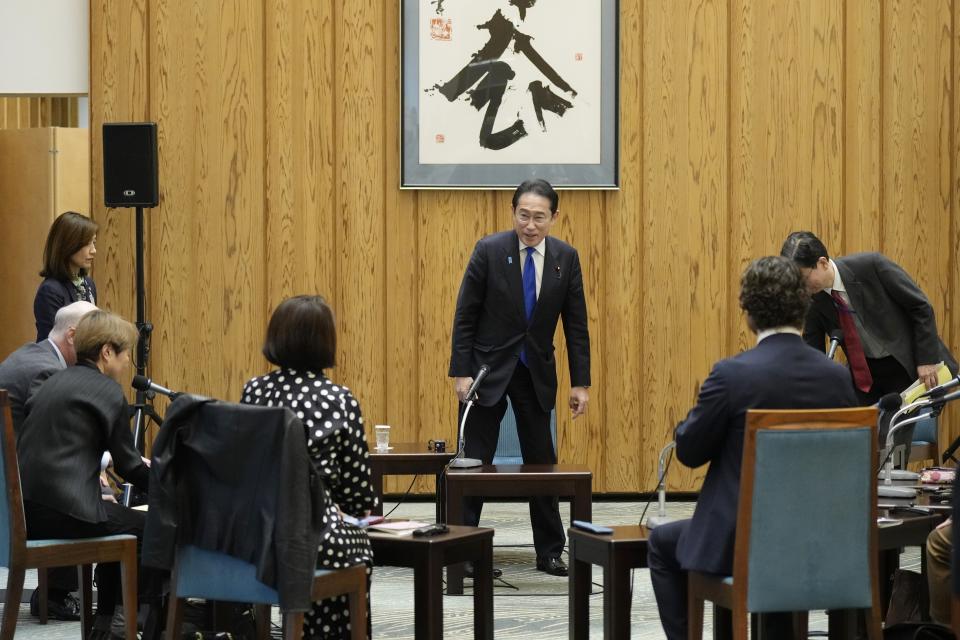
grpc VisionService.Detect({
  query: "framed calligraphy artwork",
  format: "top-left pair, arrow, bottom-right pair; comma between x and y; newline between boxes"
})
401,0 -> 619,189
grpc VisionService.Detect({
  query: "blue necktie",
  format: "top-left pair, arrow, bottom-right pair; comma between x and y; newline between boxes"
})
520,246 -> 536,365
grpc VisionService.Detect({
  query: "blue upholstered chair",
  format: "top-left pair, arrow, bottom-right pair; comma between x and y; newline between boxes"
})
166,545 -> 367,640
0,389 -> 138,640
492,397 -> 557,464
908,409 -> 938,463
687,407 -> 882,640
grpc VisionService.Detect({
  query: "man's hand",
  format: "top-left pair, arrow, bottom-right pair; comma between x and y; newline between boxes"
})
917,364 -> 940,390
454,377 -> 474,403
569,387 -> 589,419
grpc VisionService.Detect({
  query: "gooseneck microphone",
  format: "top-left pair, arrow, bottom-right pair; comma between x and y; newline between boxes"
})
826,329 -> 844,360
450,364 -> 489,469
131,375 -> 180,400
464,364 -> 490,402
918,374 -> 960,399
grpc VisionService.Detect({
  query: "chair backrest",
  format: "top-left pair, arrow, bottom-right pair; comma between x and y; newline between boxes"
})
734,407 -> 878,613
0,389 -> 26,568
493,397 -> 557,464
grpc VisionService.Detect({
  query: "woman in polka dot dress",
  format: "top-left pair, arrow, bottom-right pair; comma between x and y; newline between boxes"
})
242,295 -> 378,639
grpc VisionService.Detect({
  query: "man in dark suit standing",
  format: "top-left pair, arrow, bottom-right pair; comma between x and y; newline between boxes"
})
0,300 -> 96,435
781,231 -> 957,403
647,256 -> 858,640
449,178 -> 590,577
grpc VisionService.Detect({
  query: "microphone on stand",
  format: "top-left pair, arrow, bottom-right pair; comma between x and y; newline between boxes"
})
918,374 -> 960,399
826,330 -> 844,360
450,365 -> 489,469
645,441 -> 677,529
876,393 -> 917,481
131,375 -> 180,400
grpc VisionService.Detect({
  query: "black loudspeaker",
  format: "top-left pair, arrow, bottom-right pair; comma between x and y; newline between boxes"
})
103,122 -> 159,208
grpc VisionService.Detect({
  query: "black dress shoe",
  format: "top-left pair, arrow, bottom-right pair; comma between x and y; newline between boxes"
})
536,556 -> 568,577
464,562 -> 502,579
30,588 -> 81,621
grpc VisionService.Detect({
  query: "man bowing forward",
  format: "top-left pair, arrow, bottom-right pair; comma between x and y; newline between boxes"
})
449,178 -> 591,577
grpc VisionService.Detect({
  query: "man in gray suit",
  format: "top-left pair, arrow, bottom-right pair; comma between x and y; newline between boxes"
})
0,300 -> 96,620
781,231 -> 957,404
0,301 -> 97,435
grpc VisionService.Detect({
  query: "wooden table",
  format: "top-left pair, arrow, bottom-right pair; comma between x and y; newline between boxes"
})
368,443 -> 455,521
444,464 -> 592,594
369,525 -> 494,640
568,524 -> 648,640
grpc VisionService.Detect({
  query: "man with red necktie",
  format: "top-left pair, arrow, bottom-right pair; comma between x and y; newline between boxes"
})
781,231 -> 957,404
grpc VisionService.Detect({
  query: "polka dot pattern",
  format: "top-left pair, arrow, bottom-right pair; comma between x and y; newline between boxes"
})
242,368 -> 377,639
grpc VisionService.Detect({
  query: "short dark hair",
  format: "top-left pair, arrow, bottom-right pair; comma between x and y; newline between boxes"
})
40,211 -> 99,280
780,231 -> 830,268
512,179 -> 559,213
739,256 -> 811,331
262,295 -> 336,372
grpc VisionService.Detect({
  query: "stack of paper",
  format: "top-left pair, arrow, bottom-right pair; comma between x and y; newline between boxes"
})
367,520 -> 432,536
901,362 -> 951,405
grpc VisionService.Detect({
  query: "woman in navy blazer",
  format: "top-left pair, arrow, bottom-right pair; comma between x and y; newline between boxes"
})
33,211 -> 98,341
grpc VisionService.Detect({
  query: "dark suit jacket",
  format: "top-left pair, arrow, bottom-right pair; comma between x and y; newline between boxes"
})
803,253 -> 958,378
33,276 -> 97,342
0,340 -> 64,436
449,230 -> 590,411
143,395 -> 327,613
675,333 -> 858,575
18,363 -> 148,524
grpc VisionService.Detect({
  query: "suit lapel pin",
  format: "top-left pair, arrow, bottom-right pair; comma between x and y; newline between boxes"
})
508,256 -> 513,265
555,265 -> 561,278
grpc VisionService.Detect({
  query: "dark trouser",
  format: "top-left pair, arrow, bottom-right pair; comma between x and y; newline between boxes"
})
45,567 -> 79,598
648,519 -> 796,640
859,355 -> 914,405
24,500 -> 160,616
460,362 -> 565,559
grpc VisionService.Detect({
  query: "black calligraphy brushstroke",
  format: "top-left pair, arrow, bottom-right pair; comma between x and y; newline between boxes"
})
431,0 -> 446,15
528,81 -> 573,130
467,62 -> 528,149
513,31 -> 576,97
437,11 -> 515,101
509,0 -> 538,21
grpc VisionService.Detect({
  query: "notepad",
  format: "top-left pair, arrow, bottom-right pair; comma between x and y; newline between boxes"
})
901,362 -> 952,404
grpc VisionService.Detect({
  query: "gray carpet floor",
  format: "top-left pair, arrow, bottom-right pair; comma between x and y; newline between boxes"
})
0,499 -> 920,638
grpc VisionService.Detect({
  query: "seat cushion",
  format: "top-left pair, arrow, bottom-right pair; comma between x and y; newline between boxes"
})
26,534 -> 137,548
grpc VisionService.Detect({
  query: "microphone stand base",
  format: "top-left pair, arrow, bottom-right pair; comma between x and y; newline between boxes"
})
878,469 -> 920,481
646,515 -> 679,530
450,457 -> 483,468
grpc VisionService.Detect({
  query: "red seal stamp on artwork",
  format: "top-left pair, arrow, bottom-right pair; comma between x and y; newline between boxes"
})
430,18 -> 452,41
435,134 -> 445,144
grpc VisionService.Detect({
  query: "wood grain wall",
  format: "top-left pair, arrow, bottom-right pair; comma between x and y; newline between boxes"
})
89,0 -> 960,493
0,97 -> 78,129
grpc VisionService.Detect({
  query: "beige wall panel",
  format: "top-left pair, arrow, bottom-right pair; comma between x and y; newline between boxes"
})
844,0 -> 882,252
643,0 -> 728,493
52,128 -> 91,217
602,0 -> 644,493
335,0 -> 387,439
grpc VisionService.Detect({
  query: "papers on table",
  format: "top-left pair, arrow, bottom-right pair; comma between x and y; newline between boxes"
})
367,520 -> 432,536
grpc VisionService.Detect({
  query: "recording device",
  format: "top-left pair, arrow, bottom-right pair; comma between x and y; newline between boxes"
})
428,439 -> 446,453
131,375 -> 180,400
450,364 -> 490,469
572,520 -> 613,535
826,329 -> 844,360
918,374 -> 960,399
412,523 -> 449,537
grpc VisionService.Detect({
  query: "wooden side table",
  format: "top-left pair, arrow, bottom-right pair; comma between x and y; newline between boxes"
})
368,443 -> 455,521
444,464 -> 592,594
369,525 -> 494,640
568,524 -> 648,640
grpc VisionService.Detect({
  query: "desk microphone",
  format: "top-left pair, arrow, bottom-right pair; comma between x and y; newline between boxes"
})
450,365 -> 489,469
132,375 -> 180,400
826,330 -> 843,360
464,364 -> 490,402
918,374 -> 960,399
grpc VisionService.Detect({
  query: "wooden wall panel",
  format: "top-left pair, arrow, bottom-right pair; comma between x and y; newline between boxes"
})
87,0 -> 960,493
0,97 -> 77,130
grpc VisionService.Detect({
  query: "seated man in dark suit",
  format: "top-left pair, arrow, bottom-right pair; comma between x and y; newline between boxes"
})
647,256 -> 858,640
0,300 -> 96,621
0,301 -> 96,435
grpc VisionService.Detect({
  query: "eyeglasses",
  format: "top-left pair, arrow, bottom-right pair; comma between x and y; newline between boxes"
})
516,212 -> 550,225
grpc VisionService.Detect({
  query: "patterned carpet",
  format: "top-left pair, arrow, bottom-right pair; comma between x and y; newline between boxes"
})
0,499 -> 921,638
